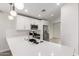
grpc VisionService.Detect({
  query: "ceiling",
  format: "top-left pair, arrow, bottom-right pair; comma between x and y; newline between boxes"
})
0,3 -> 62,20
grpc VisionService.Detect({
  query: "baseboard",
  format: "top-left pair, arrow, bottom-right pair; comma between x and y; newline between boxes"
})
0,49 -> 10,53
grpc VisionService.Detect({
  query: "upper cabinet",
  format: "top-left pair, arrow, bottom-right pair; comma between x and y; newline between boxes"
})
16,15 -> 48,30
16,15 -> 31,30
16,15 -> 25,30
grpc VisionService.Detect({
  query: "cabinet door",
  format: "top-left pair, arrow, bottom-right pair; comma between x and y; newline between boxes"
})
16,15 -> 25,30
41,20 -> 48,25
16,15 -> 31,30
24,17 -> 31,30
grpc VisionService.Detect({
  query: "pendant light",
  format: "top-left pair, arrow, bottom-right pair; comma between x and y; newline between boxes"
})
10,10 -> 17,16
9,3 -> 17,16
8,3 -> 17,20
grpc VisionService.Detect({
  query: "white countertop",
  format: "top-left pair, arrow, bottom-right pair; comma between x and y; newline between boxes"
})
6,36 -> 74,56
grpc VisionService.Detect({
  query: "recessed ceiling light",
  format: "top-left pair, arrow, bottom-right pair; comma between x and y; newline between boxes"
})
10,10 -> 17,16
14,3 -> 24,10
8,15 -> 14,20
57,3 -> 60,6
38,14 -> 41,17
25,9 -> 28,12
51,14 -> 54,16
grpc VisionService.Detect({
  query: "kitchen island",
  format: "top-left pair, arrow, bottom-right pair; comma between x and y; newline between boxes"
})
6,36 -> 74,56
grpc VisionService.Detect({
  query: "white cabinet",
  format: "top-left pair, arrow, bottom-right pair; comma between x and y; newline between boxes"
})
16,15 -> 48,30
24,17 -> 31,30
41,20 -> 48,25
16,15 -> 25,30
16,15 -> 31,30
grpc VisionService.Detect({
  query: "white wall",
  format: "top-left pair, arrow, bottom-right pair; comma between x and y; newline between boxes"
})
52,17 -> 60,24
53,22 -> 60,38
61,3 -> 78,55
0,13 -> 9,51
0,13 -> 16,52
53,17 -> 60,38
48,20 -> 53,40
48,17 -> 60,41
